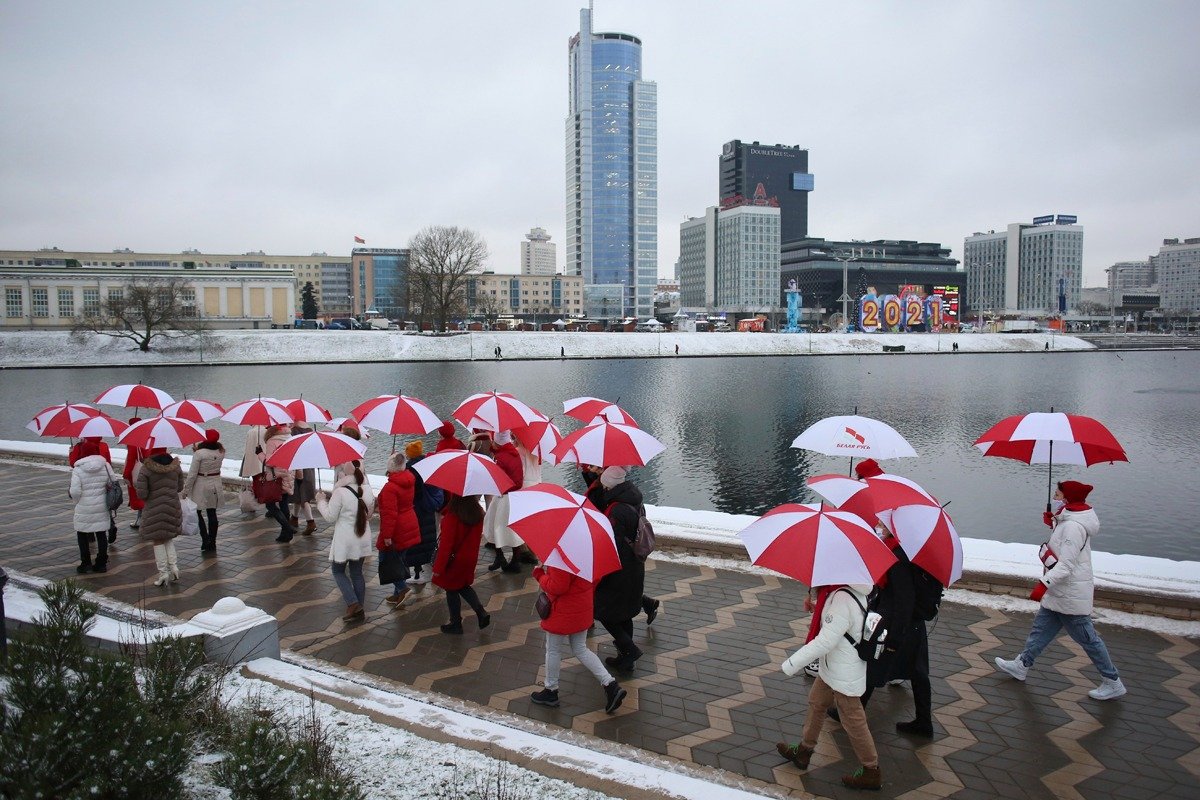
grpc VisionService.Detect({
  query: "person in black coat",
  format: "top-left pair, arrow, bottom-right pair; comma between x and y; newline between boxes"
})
582,465 -> 661,625
592,467 -> 646,672
403,442 -> 443,584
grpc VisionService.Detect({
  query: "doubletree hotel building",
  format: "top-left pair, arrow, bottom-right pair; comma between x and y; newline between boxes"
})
780,238 -> 964,325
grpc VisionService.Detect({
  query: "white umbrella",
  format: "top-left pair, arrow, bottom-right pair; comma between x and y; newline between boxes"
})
792,414 -> 917,474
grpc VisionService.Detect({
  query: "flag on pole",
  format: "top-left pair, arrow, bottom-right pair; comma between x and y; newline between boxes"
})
354,235 -> 365,244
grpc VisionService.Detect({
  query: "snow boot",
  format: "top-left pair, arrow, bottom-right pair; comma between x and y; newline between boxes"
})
841,765 -> 882,791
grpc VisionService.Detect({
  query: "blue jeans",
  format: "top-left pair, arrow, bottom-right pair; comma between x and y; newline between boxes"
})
332,558 -> 366,607
1019,607 -> 1119,680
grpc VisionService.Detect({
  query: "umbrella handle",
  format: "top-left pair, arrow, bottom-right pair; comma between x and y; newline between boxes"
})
1046,439 -> 1054,513
848,456 -> 855,478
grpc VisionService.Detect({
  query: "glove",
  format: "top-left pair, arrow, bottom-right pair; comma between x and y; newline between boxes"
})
1030,581 -> 1048,602
1042,511 -> 1054,528
781,653 -> 803,677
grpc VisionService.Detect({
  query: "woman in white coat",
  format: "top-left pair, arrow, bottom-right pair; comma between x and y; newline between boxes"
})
183,429 -> 225,554
69,441 -> 117,573
777,584 -> 882,791
316,463 -> 376,623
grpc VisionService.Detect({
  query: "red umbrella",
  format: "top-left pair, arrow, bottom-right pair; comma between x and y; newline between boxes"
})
807,473 -> 941,530
221,398 -> 294,427
350,394 -> 441,435
563,397 -> 639,428
264,431 -> 366,470
117,416 -> 206,449
737,503 -> 897,587
161,398 -> 226,423
506,483 -> 621,582
974,409 -> 1127,508
410,450 -> 514,496
27,403 -> 101,436
551,420 -> 665,467
62,414 -> 129,439
94,383 -> 175,410
282,398 -> 333,424
511,419 -> 564,465
452,391 -> 545,433
889,505 -> 963,587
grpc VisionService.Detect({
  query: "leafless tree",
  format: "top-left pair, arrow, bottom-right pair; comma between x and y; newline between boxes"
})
72,276 -> 209,352
407,226 -> 488,331
1076,300 -> 1109,316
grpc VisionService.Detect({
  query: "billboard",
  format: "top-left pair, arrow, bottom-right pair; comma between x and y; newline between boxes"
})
1033,215 -> 1055,226
1056,214 -> 1078,225
933,285 -> 960,319
791,172 -> 815,191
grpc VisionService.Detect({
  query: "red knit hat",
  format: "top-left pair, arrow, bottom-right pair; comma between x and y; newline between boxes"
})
855,458 -> 884,479
205,429 -> 220,443
1058,480 -> 1093,504
438,420 -> 456,438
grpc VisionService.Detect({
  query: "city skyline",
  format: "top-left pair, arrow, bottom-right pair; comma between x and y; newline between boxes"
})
1,1 -> 1197,287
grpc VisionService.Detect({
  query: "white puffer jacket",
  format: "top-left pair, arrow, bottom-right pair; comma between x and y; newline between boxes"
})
70,454 -> 117,533
781,585 -> 871,696
317,474 -> 376,563
1041,507 -> 1099,616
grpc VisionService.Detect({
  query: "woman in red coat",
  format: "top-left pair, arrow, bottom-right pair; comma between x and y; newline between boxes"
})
432,494 -> 491,634
529,564 -> 627,714
123,418 -> 146,531
377,453 -> 423,606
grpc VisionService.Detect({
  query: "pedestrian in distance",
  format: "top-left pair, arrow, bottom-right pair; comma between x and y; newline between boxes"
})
376,452 -> 421,608
135,447 -> 185,587
778,582 -> 883,791
494,345 -> 502,360
68,439 -> 116,574
530,561 -> 626,714
183,429 -> 224,554
995,480 -> 1126,700
316,462 -> 376,623
432,494 -> 492,634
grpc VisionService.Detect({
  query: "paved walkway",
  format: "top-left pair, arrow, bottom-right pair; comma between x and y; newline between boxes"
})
4,460 -> 1198,800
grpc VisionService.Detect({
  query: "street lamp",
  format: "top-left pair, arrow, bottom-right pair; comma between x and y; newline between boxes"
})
831,251 -> 858,332
1106,265 -> 1132,334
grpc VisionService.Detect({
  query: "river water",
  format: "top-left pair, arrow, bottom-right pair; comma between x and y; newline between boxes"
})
4,350 -> 1198,561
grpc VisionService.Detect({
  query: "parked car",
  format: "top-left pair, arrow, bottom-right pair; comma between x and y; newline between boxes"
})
329,317 -> 365,330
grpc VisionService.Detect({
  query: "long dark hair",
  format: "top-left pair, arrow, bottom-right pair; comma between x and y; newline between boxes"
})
448,494 -> 483,526
352,465 -> 368,537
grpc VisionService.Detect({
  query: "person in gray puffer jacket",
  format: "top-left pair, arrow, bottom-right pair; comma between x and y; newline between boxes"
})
135,448 -> 184,586
69,441 -> 118,573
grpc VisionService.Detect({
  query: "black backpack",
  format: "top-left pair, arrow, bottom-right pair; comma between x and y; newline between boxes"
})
837,589 -> 888,661
911,565 -> 944,622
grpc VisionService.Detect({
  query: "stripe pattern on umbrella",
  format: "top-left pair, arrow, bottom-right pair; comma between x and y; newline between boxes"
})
452,391 -> 545,433
264,431 -> 366,470
551,421 -> 665,467
282,398 -> 333,424
410,450 -> 515,497
27,404 -> 101,436
350,395 -> 441,435
63,414 -> 129,439
221,398 -> 294,427
511,419 -> 564,465
161,398 -> 226,423
563,397 -> 639,428
117,416 -> 206,449
974,412 -> 1127,466
792,415 -> 917,459
94,383 -> 175,410
738,503 -> 897,587
889,504 -> 963,587
506,483 -> 620,583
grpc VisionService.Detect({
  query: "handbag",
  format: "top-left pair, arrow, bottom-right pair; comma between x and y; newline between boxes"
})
180,497 -> 199,536
105,476 -> 124,511
378,550 -> 410,585
252,472 -> 283,504
239,488 -> 260,513
535,589 -> 552,620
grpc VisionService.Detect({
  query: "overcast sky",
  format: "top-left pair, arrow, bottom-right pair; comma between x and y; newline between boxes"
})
2,1 -> 1197,286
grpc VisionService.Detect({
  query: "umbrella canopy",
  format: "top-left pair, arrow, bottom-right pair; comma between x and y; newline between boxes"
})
93,383 -> 175,410
62,414 -> 129,439
563,397 -> 639,428
792,414 -> 917,461
26,403 -> 101,436
452,391 -> 545,433
889,505 -> 963,587
160,398 -> 226,423
282,398 -> 333,424
511,419 -> 564,465
806,473 -> 941,530
349,394 -> 441,435
738,503 -> 897,587
973,411 -> 1127,466
117,416 -> 206,450
264,431 -> 366,470
506,483 -> 621,583
221,398 -> 294,427
410,450 -> 515,497
551,420 -> 665,467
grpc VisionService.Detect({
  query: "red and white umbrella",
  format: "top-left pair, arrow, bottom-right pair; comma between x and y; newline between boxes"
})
563,397 -> 639,428
506,483 -> 621,582
94,383 -> 175,410
117,415 -> 206,449
452,391 -> 546,433
511,419 -> 564,465
350,394 -> 441,435
221,398 -> 294,427
62,414 -> 129,439
792,414 -> 917,466
282,398 -> 333,424
410,450 -> 515,497
738,503 -> 897,587
161,398 -> 226,423
889,505 -> 963,587
264,431 -> 366,471
552,420 -> 665,467
807,473 -> 941,530
26,403 -> 101,436
974,410 -> 1127,506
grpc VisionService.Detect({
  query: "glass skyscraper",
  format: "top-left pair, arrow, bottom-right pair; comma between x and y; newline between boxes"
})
566,6 -> 657,321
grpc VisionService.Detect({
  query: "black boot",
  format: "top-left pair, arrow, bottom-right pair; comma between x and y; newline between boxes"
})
487,550 -> 508,571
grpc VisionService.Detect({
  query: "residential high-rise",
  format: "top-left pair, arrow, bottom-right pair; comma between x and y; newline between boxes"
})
963,216 -> 1083,315
677,190 -> 781,314
719,140 -> 813,243
520,227 -> 557,276
1156,237 -> 1200,313
566,6 -> 657,320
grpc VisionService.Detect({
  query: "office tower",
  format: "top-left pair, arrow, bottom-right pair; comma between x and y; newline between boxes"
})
350,247 -> 409,319
1156,237 -> 1200,313
678,191 -> 781,313
719,140 -> 813,243
566,6 -> 657,320
963,215 -> 1083,315
520,227 -> 557,276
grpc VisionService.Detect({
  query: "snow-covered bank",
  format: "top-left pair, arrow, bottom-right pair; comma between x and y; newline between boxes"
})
0,328 -> 1093,368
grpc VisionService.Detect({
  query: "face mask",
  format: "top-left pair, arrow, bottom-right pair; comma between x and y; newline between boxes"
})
1051,500 -> 1065,513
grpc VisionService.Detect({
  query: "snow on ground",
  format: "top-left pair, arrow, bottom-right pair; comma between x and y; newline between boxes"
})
0,328 -> 1091,368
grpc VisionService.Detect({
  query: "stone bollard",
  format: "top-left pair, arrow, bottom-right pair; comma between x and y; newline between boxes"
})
188,596 -> 280,665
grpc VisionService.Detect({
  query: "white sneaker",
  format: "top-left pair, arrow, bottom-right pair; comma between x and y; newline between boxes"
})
1088,677 -> 1126,700
995,656 -> 1028,681
803,659 -> 820,678
887,678 -> 907,686
409,564 -> 431,585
